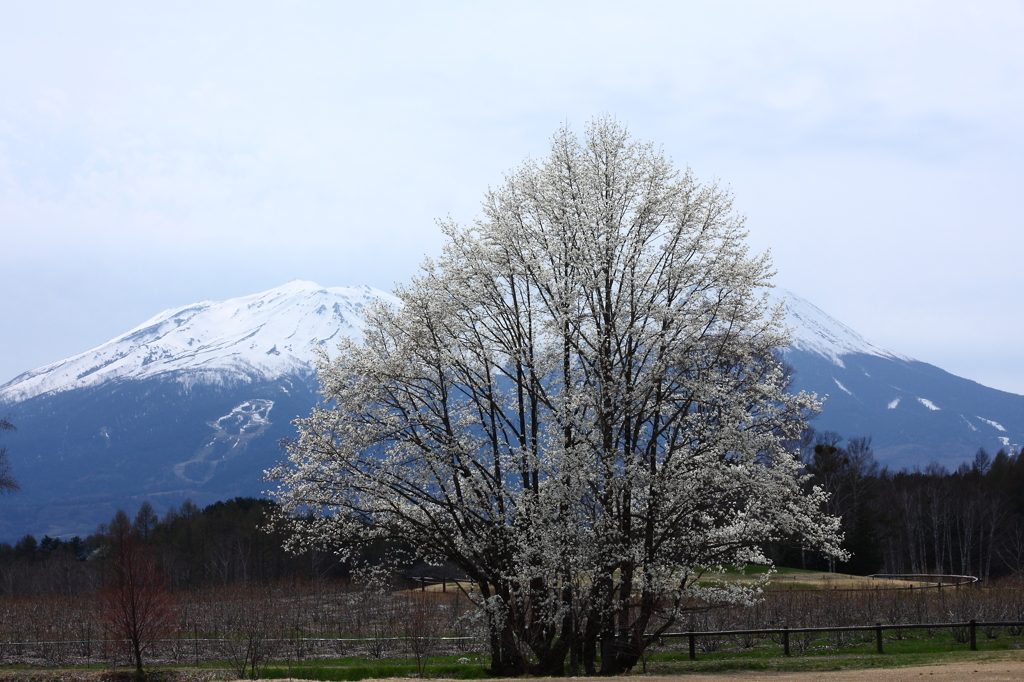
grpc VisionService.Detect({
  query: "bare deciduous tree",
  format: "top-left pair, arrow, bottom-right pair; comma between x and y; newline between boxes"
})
402,593 -> 443,678
214,583 -> 284,680
98,511 -> 176,677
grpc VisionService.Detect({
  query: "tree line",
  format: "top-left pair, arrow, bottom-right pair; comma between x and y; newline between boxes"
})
785,428 -> 1024,579
0,497 -> 356,596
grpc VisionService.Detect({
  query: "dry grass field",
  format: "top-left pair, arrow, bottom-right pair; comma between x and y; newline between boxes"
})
411,568 -> 939,595
708,567 -> 939,590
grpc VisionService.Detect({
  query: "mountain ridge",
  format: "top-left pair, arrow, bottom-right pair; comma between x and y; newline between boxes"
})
1,282 -> 913,404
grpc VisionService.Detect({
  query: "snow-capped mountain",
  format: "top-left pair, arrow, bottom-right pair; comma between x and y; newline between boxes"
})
0,282 -> 1021,540
0,281 -> 399,540
767,289 -> 1023,465
0,281 -> 398,404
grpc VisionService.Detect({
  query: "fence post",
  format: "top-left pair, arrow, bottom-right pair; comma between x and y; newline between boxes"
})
970,620 -> 977,651
782,626 -> 790,656
876,624 -> 883,653
688,633 -> 696,660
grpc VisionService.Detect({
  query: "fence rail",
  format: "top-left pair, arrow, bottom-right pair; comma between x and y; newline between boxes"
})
664,619 -> 1024,659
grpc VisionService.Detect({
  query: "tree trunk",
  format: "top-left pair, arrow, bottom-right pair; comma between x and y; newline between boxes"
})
133,635 -> 144,678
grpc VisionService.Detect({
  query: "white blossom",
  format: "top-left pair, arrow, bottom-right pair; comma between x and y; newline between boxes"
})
268,118 -> 844,676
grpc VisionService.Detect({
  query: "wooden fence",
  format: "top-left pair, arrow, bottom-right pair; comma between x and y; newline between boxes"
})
665,619 -> 1024,659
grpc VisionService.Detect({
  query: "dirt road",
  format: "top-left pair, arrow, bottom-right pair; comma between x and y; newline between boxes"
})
633,658 -> 1024,681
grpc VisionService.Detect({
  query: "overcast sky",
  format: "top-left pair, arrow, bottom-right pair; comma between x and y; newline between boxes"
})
1,1 -> 1022,394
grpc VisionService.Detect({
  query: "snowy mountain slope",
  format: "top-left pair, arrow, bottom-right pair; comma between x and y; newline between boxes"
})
784,347 -> 1024,467
767,291 -> 1023,466
766,288 -> 910,366
0,281 -> 399,404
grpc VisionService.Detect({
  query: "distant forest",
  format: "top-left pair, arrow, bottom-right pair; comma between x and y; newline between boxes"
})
0,497 -> 355,596
2,430 -> 1024,596
778,428 -> 1024,579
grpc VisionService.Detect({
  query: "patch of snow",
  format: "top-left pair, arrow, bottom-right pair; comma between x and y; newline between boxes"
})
173,399 -> 275,484
0,281 -> 399,404
888,398 -> 900,409
999,437 -> 1011,448
960,416 -> 979,432
833,378 -> 853,395
977,417 -> 1007,432
767,288 -> 912,367
918,398 -> 940,411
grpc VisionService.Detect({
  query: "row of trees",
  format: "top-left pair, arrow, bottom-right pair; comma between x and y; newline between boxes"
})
0,497 -> 356,596
791,428 -> 1024,579
9,439 -> 1024,601
686,580 -> 1024,653
3,504 -> 389,676
1,508 -> 178,676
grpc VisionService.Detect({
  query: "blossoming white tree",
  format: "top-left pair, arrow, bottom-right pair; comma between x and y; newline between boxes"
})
269,119 -> 844,676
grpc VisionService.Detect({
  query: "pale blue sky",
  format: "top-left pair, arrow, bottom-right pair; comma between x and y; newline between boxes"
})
2,1 -> 1023,393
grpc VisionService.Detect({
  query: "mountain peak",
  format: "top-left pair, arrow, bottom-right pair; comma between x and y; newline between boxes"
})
0,282 -> 399,404
273,279 -> 328,293
768,288 -> 911,367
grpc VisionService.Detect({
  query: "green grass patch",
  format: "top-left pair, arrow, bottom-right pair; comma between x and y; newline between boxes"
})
253,630 -> 1024,680
262,653 -> 489,681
